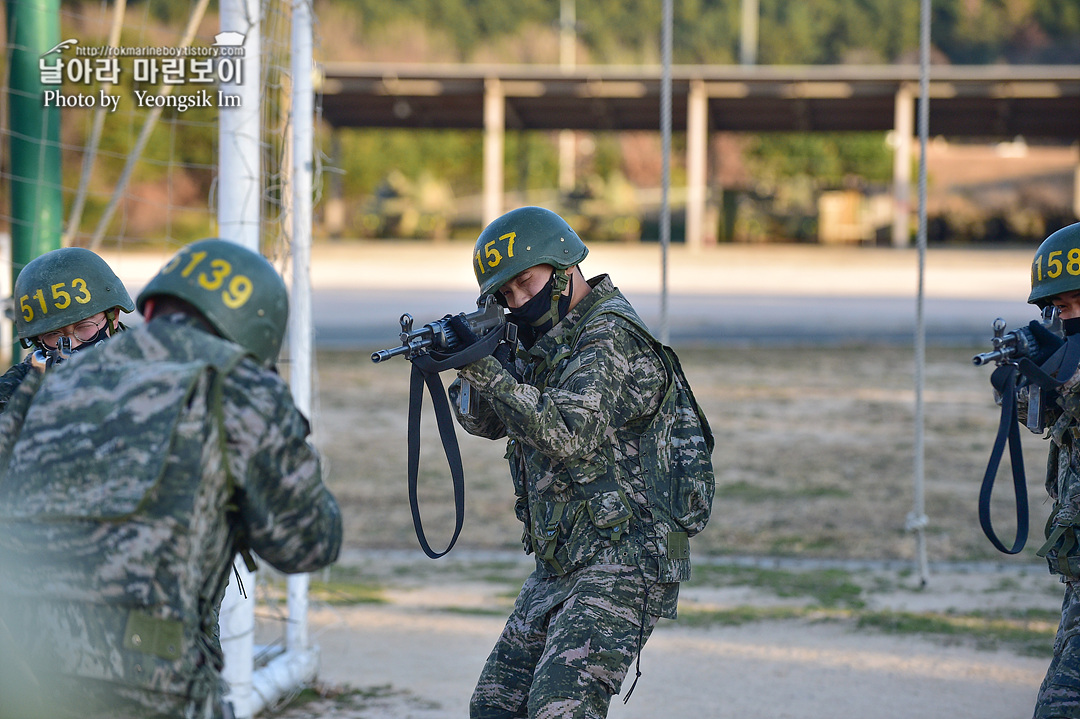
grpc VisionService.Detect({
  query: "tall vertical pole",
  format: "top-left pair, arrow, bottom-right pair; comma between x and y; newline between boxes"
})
287,0 -> 314,660
218,0 -> 262,253
217,0 -> 261,716
558,0 -> 576,193
659,0 -> 672,344
6,0 -> 62,276
1,233 -> 11,366
907,0 -> 932,588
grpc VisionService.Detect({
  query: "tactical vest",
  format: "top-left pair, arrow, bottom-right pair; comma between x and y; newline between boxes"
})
0,322 -> 248,712
514,287 -> 715,583
1037,411 -> 1080,579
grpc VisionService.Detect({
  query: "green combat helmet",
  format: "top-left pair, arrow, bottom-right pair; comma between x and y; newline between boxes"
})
136,239 -> 288,366
473,206 -> 589,297
14,246 -> 135,346
473,207 -> 588,330
1030,221 -> 1080,307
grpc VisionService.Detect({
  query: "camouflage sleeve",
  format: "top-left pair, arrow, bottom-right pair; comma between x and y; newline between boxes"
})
458,315 -> 665,462
0,358 -> 34,415
223,361 -> 342,574
1048,356 -> 1080,422
448,375 -> 508,439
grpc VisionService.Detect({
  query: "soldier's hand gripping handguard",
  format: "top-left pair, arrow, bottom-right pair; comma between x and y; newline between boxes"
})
29,336 -> 73,373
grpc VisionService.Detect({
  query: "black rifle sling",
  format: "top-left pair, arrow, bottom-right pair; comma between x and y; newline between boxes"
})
978,338 -> 1080,554
404,329 -> 505,558
978,365 -> 1030,554
407,362 -> 465,558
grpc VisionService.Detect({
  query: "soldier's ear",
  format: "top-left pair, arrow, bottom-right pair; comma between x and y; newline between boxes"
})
142,298 -> 156,321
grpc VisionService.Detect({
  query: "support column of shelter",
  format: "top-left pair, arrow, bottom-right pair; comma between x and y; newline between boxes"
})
483,78 -> 505,226
892,84 -> 915,247
686,79 -> 709,250
325,133 -> 345,238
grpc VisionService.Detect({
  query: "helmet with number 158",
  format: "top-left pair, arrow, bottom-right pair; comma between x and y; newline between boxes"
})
472,206 -> 589,297
14,247 -> 134,343
136,239 -> 288,365
1029,222 -> 1080,307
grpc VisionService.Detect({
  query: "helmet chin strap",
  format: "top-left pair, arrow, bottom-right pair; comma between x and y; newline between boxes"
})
533,270 -> 571,329
105,308 -> 119,335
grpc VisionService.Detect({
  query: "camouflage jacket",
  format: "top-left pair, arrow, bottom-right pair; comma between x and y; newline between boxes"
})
450,275 -> 681,618
1012,345 -> 1080,579
0,356 -> 32,415
0,316 -> 342,719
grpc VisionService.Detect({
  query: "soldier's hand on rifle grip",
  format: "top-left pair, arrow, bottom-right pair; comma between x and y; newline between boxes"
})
448,313 -> 480,350
1029,319 -> 1064,365
493,341 -> 522,381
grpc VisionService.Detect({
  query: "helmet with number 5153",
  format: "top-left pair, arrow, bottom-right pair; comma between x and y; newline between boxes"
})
1029,222 -> 1080,307
136,239 -> 288,365
14,247 -> 134,344
472,206 -> 589,297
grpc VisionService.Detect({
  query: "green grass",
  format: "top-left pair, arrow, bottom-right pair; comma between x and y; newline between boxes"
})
719,480 -> 851,503
677,604 -> 811,627
687,565 -> 867,608
675,604 -> 1056,657
857,609 -> 1056,657
308,580 -> 387,605
678,564 -> 1058,656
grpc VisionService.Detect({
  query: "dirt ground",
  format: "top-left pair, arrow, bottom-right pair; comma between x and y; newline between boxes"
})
108,241 -> 1064,718
263,340 -> 1060,719
255,550 -> 1060,719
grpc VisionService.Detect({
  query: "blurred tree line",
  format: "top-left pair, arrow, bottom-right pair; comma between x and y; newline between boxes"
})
326,0 -> 1079,65
4,0 -> 1075,243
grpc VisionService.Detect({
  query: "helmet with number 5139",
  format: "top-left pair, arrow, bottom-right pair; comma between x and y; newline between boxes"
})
136,239 -> 288,365
1029,222 -> 1080,307
14,247 -> 134,343
472,206 -> 589,297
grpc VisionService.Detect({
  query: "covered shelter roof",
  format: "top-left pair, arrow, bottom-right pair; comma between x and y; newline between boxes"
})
320,63 -> 1080,138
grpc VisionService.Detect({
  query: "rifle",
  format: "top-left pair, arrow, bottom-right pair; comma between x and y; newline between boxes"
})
372,294 -> 517,560
972,306 -> 1061,368
371,294 -> 515,364
29,336 -> 73,372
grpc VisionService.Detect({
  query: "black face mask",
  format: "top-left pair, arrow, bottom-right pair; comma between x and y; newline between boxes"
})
508,272 -> 573,347
1063,317 -> 1080,336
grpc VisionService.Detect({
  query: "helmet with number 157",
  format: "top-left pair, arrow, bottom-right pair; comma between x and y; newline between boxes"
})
136,239 -> 288,365
472,206 -> 589,297
14,247 -> 134,343
1029,222 -> 1080,307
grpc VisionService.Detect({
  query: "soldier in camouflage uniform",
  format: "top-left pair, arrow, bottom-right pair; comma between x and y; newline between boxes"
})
0,239 -> 342,719
0,247 -> 134,413
448,207 -> 713,718
1000,222 -> 1080,719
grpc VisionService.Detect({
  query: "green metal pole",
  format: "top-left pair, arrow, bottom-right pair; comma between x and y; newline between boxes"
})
5,0 -> 63,357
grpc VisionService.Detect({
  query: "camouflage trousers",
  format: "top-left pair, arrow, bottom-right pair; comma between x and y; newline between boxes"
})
470,564 -> 658,719
1036,581 -> 1080,719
